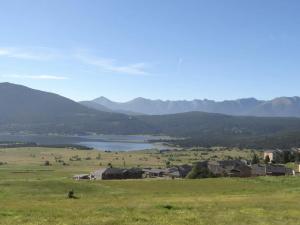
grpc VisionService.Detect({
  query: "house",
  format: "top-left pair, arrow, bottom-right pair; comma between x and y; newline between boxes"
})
161,165 -> 193,178
165,167 -> 180,178
123,168 -> 144,179
251,164 -> 294,176
177,164 -> 193,178
208,160 -> 251,177
251,164 -> 267,176
142,168 -> 167,178
266,164 -> 286,176
263,150 -> 283,163
73,174 -> 91,180
193,160 -> 251,178
91,167 -> 143,180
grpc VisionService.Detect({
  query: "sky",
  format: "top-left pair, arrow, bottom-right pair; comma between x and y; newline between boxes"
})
0,0 -> 300,102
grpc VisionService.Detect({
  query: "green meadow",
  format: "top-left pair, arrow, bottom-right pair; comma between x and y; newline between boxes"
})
0,147 -> 300,225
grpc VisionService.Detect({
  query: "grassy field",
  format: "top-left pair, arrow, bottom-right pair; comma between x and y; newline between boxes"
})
0,147 -> 299,225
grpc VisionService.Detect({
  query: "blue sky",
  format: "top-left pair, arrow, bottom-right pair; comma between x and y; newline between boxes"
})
0,0 -> 300,102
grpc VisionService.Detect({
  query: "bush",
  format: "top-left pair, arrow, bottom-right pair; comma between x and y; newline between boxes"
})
251,153 -> 260,164
187,164 -> 215,179
265,155 -> 270,164
96,153 -> 101,160
44,161 -> 51,166
67,189 -> 78,199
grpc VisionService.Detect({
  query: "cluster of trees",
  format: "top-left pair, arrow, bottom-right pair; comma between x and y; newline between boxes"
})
251,150 -> 300,165
186,165 -> 216,179
172,132 -> 300,149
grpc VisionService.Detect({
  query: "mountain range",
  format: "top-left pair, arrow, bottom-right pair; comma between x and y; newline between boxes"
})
0,82 -> 154,134
80,96 -> 300,117
2,82 -> 300,148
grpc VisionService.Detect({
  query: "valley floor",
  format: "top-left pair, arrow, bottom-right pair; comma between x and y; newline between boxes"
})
0,147 -> 299,225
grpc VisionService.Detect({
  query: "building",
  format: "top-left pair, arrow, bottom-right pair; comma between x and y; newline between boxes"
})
177,164 -> 193,178
193,160 -> 252,178
161,165 -> 193,178
142,168 -> 166,178
263,150 -> 283,163
251,164 -> 267,176
73,174 -> 91,180
263,149 -> 298,163
251,164 -> 294,176
91,167 -> 143,180
208,160 -> 251,177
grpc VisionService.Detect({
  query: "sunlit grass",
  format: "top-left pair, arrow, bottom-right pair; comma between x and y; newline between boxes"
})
0,147 -> 298,225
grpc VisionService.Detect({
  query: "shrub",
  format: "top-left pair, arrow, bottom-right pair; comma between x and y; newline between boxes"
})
187,164 -> 215,179
265,155 -> 270,164
67,189 -> 77,199
44,161 -> 51,166
251,153 -> 260,164
96,153 -> 101,160
162,204 -> 173,210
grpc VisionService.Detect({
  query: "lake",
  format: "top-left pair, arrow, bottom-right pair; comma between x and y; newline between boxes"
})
79,141 -> 155,151
0,134 -> 171,151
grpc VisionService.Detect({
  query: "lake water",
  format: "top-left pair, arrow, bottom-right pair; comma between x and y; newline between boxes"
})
79,141 -> 155,151
0,134 -> 170,151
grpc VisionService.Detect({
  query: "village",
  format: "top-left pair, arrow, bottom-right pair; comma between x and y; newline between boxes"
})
73,149 -> 300,180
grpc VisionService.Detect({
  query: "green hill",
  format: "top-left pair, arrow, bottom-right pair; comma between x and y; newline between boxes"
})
0,83 -> 154,134
138,112 -> 300,148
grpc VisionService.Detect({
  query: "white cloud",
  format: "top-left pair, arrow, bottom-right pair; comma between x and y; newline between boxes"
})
0,46 -> 153,76
1,74 -> 69,80
0,47 -> 61,60
74,52 -> 150,76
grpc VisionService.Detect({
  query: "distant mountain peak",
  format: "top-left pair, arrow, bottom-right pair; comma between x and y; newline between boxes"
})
85,95 -> 300,117
129,97 -> 150,103
94,96 -> 112,102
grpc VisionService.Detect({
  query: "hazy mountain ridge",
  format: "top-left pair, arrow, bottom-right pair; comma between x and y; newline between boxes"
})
80,99 -> 143,115
85,96 -> 300,117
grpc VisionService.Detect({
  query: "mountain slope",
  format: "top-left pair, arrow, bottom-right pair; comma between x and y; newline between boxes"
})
138,111 -> 300,148
251,97 -> 300,117
79,101 -> 113,112
0,83 -> 154,134
86,96 -> 300,117
80,99 -> 143,115
2,83 -> 300,148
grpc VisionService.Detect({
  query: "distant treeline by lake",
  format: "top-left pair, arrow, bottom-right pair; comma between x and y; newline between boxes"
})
0,141 -> 93,150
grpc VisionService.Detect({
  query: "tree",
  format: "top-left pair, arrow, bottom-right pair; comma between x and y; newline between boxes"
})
44,160 -> 51,166
186,164 -> 215,179
68,189 -> 74,198
251,153 -> 260,164
264,155 -> 270,164
283,151 -> 291,163
165,160 -> 171,168
295,152 -> 300,162
96,153 -> 101,160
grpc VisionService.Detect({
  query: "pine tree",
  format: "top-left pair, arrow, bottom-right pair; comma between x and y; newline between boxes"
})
251,153 -> 260,164
264,155 -> 270,164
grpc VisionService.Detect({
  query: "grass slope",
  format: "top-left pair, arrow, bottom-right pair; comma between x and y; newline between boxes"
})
0,147 -> 300,224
